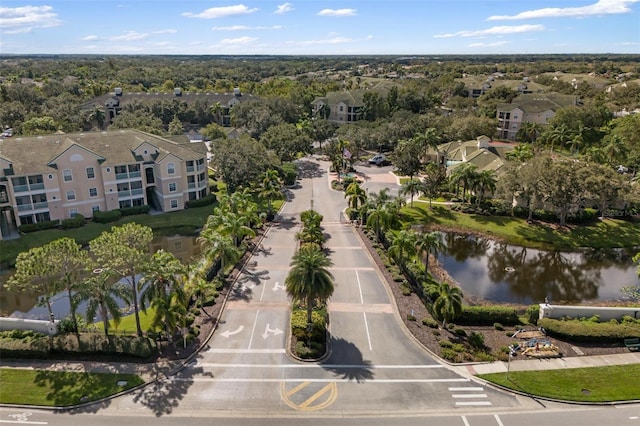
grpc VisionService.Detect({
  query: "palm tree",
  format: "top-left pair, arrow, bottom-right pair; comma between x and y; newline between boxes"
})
546,124 -> 573,153
505,144 -> 534,162
449,163 -> 478,203
218,211 -> 256,247
344,181 -> 367,210
428,281 -> 463,329
366,203 -> 391,242
87,106 -> 106,129
184,271 -> 218,315
139,250 -> 186,312
210,101 -> 223,125
78,268 -> 130,337
300,209 -> 323,229
388,230 -> 417,266
472,170 -> 497,205
399,178 -> 423,208
285,245 -> 335,325
415,231 -> 443,273
259,169 -> 283,218
197,229 -> 239,278
149,290 -> 187,345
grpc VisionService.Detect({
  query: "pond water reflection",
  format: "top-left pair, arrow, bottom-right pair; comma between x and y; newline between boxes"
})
0,235 -> 201,319
437,233 -> 639,304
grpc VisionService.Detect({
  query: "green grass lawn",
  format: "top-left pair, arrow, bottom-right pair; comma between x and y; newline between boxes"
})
0,368 -> 143,406
402,204 -> 640,250
479,364 -> 640,402
89,306 -> 158,334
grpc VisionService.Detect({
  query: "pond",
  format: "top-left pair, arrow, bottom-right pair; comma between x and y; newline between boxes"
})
0,235 -> 201,320
437,233 -> 639,304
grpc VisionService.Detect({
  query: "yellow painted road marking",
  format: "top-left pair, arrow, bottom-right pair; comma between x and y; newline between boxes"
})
284,381 -> 310,397
280,381 -> 338,411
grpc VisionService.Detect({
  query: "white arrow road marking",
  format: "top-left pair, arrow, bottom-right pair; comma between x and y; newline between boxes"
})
262,323 -> 283,339
272,281 -> 285,291
220,325 -> 244,338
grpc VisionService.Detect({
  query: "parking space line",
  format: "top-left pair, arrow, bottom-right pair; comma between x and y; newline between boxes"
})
247,310 -> 259,349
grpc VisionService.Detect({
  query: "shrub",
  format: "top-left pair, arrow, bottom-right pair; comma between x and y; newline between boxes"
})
440,348 -> 459,362
493,322 -> 504,331
57,315 -> 86,333
400,284 -> 412,296
119,205 -> 151,216
467,331 -> 485,350
475,352 -> 495,362
422,317 -> 438,328
458,305 -> 520,326
407,313 -> 416,321
538,317 -> 640,343
93,209 -> 122,223
526,305 -> 540,325
439,340 -> 453,348
290,308 -> 327,342
280,162 -> 298,186
453,327 -> 467,337
186,193 -> 217,208
432,330 -> 440,337
61,214 -> 86,230
18,220 -> 60,233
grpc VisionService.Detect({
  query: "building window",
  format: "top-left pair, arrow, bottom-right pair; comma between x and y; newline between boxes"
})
167,162 -> 175,174
66,190 -> 75,201
63,169 -> 73,182
170,199 -> 178,209
89,187 -> 98,197
70,208 -> 79,217
169,182 -> 177,192
92,205 -> 100,212
86,167 -> 95,179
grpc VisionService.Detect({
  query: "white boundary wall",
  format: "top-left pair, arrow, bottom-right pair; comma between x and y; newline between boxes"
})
0,317 -> 59,336
539,304 -> 640,321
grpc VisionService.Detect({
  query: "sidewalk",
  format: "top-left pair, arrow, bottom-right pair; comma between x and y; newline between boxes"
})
459,351 -> 640,376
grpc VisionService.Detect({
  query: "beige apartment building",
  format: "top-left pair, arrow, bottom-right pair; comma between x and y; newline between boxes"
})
0,129 -> 209,239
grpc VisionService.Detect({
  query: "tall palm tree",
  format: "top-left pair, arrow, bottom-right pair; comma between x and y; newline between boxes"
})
428,281 -> 463,329
197,229 -> 239,277
285,245 -> 335,325
546,124 -> 573,153
399,178 -> 423,208
259,169 -> 283,217
78,269 -> 130,337
473,170 -> 497,205
344,181 -> 367,211
388,230 -> 417,266
415,231 -> 443,273
449,163 -> 478,203
218,211 -> 256,247
210,101 -> 223,125
139,250 -> 186,311
366,203 -> 391,242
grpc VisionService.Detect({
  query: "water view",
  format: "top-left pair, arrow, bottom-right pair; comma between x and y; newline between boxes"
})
0,235 -> 201,320
437,233 -> 639,305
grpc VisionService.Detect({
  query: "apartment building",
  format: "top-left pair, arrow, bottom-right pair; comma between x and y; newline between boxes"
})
0,129 -> 209,239
496,93 -> 581,141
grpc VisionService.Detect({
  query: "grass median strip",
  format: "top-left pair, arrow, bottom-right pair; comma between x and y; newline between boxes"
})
479,364 -> 640,402
0,368 -> 144,406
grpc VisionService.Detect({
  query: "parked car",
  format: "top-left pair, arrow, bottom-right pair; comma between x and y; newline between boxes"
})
368,154 -> 387,166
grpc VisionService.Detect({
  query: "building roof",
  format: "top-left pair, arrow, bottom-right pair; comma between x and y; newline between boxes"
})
0,129 -> 207,176
79,90 -> 258,111
497,92 -> 580,114
312,87 -> 391,107
426,136 -> 516,175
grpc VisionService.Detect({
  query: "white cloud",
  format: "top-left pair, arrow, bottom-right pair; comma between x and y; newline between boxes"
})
275,3 -> 293,15
218,36 -> 258,46
109,29 -> 176,41
434,24 -> 545,38
183,5 -> 258,19
317,8 -> 357,17
0,5 -> 62,33
488,0 -> 639,20
82,35 -> 99,41
212,25 -> 282,31
468,41 -> 510,47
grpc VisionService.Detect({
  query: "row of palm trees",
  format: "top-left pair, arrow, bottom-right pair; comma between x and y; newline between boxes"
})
344,183 -> 464,328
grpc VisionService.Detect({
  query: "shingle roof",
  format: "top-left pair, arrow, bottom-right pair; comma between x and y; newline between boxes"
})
497,92 -> 579,114
0,130 -> 207,175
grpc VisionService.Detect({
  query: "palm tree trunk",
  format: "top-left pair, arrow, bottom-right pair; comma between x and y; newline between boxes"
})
100,304 -> 110,337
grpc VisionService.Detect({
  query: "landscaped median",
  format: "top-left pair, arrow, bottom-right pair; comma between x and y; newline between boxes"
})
479,364 -> 640,403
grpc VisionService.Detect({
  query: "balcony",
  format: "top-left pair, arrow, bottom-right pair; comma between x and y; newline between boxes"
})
197,164 -> 206,172
17,204 -> 33,212
115,172 -> 129,180
117,190 -> 131,197
30,183 -> 45,191
188,182 -> 196,189
13,184 -> 29,193
33,201 -> 48,210
186,166 -> 195,173
129,171 -> 141,178
131,188 -> 143,196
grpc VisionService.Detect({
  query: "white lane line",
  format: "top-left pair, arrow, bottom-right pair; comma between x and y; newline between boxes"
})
455,401 -> 492,406
461,416 -> 470,426
494,414 -> 504,426
206,349 -> 286,354
451,394 -> 488,398
0,422 -> 48,425
355,270 -> 373,351
247,310 -> 260,350
449,387 -> 484,391
259,278 -> 267,302
177,378 -> 471,383
198,363 -> 445,369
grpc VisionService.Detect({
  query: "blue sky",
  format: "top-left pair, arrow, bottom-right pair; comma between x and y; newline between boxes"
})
1,1 -> 639,55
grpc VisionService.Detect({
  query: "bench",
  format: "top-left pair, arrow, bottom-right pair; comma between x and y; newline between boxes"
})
624,338 -> 640,351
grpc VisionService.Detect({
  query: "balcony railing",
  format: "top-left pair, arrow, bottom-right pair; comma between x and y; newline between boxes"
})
115,173 -> 129,180
129,171 -> 141,178
33,201 -> 48,210
131,188 -> 143,196
188,182 -> 196,189
30,183 -> 45,191
117,190 -> 131,197
17,204 -> 33,211
197,164 -> 206,172
186,166 -> 195,173
13,184 -> 29,193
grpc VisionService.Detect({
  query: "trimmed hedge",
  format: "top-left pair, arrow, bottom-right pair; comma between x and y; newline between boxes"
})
61,214 -> 85,230
185,193 -> 217,208
290,308 -> 327,342
119,205 -> 151,216
18,220 -> 60,233
280,162 -> 298,186
457,305 -> 520,326
0,333 -> 157,359
92,209 -> 122,223
538,317 -> 640,343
